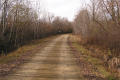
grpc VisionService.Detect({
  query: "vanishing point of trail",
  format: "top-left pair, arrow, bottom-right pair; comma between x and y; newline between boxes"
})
1,35 -> 83,80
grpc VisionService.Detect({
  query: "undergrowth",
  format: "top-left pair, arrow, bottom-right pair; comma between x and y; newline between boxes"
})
70,35 -> 119,80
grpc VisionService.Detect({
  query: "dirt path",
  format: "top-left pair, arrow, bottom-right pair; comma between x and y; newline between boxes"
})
0,34 -> 84,80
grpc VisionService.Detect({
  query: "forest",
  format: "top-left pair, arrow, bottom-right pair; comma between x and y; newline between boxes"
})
74,0 -> 120,57
73,0 -> 120,78
0,0 -> 72,54
0,0 -> 120,79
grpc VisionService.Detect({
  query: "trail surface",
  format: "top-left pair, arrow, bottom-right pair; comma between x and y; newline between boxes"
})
0,35 -> 83,80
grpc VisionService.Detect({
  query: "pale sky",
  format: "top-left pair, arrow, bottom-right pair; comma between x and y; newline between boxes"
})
43,0 -> 82,21
30,0 -> 89,21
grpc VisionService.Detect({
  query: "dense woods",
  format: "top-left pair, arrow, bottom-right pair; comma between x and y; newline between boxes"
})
74,0 -> 120,77
0,0 -> 72,55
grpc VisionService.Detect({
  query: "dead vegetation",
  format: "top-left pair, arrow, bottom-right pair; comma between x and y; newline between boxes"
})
68,35 -> 119,80
0,0 -> 72,55
73,0 -> 120,78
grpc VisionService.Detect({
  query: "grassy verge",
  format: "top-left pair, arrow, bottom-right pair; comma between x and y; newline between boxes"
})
0,36 -> 57,64
73,43 -> 110,77
69,35 -> 118,80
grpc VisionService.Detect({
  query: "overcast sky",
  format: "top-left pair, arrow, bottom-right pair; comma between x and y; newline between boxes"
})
43,0 -> 83,21
31,0 -> 89,21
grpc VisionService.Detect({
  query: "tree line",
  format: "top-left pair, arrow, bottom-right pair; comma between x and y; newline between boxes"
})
0,0 -> 73,55
73,0 -> 120,77
74,0 -> 120,57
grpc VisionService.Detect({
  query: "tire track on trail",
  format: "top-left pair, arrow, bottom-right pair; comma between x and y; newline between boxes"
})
0,34 -> 84,80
